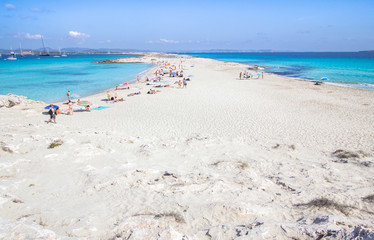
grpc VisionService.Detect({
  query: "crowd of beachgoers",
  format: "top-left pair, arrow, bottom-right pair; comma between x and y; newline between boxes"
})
46,59 -> 191,123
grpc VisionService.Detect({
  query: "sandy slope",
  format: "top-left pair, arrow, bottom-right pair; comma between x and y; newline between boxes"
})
0,53 -> 374,239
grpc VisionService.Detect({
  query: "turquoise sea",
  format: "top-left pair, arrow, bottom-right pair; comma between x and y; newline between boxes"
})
0,54 -> 152,103
187,52 -> 374,90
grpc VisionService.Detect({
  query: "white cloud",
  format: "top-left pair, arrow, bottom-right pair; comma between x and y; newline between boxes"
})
25,33 -> 42,39
69,31 -> 90,39
160,38 -> 179,44
4,3 -> 16,9
145,40 -> 154,44
13,32 -> 42,39
68,31 -> 90,44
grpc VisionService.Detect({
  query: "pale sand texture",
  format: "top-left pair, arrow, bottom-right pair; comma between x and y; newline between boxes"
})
0,53 -> 374,239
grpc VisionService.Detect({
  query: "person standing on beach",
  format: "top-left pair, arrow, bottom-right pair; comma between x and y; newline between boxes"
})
239,72 -> 242,80
183,78 -> 187,88
67,90 -> 70,101
262,72 -> 264,79
137,75 -> 140,83
48,105 -> 56,124
68,100 -> 73,115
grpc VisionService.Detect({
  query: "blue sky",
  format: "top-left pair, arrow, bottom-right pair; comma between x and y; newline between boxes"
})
1,0 -> 374,51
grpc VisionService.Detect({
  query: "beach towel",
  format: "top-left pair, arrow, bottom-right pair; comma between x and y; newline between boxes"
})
92,106 -> 111,111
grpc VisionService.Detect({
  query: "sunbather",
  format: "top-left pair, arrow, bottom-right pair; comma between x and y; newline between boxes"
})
127,91 -> 141,97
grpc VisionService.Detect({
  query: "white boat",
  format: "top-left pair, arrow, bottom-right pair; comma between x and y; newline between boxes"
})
6,49 -> 17,60
53,48 -> 62,58
61,51 -> 67,57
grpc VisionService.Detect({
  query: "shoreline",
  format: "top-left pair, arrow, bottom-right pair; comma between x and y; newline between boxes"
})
183,53 -> 374,92
99,52 -> 374,93
3,52 -> 373,105
1,52 -> 374,239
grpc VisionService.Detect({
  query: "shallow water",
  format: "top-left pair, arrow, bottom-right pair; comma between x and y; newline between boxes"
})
0,54 -> 152,102
187,52 -> 374,90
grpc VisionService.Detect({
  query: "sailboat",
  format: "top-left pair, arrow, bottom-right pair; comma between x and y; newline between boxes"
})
19,43 -> 24,57
7,53 -> 17,60
39,36 -> 50,56
53,48 -> 61,57
61,49 -> 67,57
6,49 -> 17,60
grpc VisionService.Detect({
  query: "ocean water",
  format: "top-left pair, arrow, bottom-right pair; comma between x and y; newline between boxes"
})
0,54 -> 152,103
187,52 -> 374,90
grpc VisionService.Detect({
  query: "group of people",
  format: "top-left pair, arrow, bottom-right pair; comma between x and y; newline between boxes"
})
48,58 -> 190,124
47,92 -> 90,123
177,78 -> 188,88
239,71 -> 264,80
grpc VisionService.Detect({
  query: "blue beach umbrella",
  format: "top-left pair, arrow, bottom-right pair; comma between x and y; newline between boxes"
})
321,77 -> 329,81
45,104 -> 59,110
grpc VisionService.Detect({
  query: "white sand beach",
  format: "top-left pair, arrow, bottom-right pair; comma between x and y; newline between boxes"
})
1,53 -> 374,239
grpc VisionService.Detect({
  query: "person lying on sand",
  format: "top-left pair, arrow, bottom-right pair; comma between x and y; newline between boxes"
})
115,86 -> 129,90
85,105 -> 91,112
127,91 -> 141,97
147,89 -> 160,94
107,91 -> 118,101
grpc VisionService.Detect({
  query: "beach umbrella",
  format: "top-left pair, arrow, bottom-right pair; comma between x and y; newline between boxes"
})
45,104 -> 59,110
321,77 -> 329,81
122,82 -> 130,86
77,100 -> 92,106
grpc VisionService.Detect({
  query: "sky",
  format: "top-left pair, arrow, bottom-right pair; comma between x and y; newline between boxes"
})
1,0 -> 374,52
